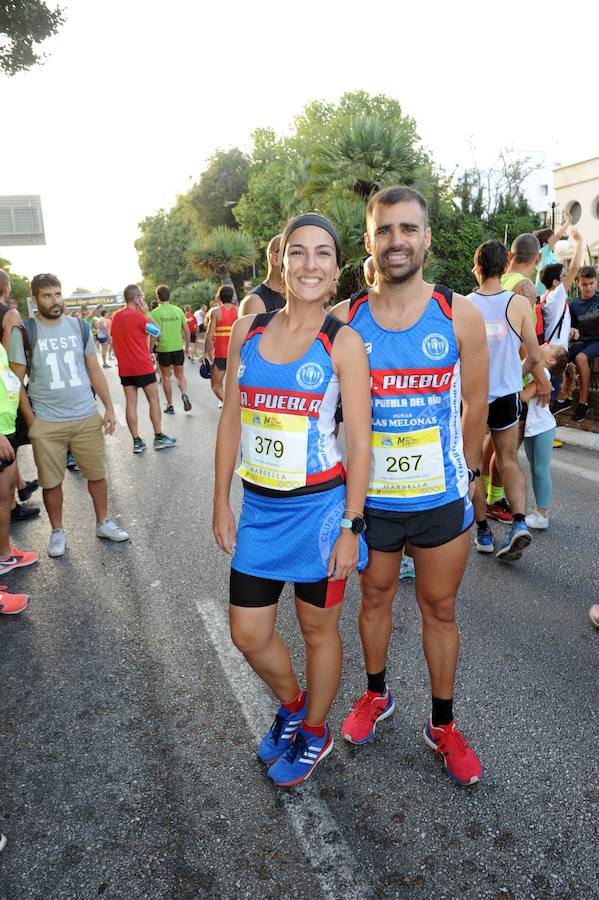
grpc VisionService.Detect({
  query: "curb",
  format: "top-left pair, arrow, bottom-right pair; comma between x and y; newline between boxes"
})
556,426 -> 599,451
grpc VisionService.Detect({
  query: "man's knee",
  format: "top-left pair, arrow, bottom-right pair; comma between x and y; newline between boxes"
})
418,592 -> 456,625
575,353 -> 590,370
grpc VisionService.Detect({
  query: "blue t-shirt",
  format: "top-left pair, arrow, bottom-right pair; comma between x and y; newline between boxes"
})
570,292 -> 599,341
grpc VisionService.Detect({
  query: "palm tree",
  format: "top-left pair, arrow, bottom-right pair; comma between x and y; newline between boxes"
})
188,227 -> 256,286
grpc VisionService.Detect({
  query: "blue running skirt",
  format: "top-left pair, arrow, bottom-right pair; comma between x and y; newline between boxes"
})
232,484 -> 368,583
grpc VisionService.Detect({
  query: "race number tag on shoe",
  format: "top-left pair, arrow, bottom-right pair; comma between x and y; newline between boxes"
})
369,426 -> 446,498
237,409 -> 308,491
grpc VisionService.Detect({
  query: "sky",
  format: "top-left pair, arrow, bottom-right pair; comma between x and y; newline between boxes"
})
1,0 -> 598,294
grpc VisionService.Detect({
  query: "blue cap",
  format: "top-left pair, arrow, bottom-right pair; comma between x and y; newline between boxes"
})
199,360 -> 211,379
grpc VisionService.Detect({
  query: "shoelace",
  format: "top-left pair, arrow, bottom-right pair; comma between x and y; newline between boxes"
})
268,713 -> 284,744
282,731 -> 306,763
435,726 -> 470,759
353,693 -> 382,720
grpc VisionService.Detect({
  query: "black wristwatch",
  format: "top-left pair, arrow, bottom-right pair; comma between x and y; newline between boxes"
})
467,467 -> 481,483
340,515 -> 367,535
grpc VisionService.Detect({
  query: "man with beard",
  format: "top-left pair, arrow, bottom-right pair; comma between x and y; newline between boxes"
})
332,186 -> 488,785
238,234 -> 285,316
9,273 -> 129,557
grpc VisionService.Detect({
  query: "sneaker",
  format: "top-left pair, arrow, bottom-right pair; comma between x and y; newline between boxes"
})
17,479 -> 39,502
474,527 -> 494,554
267,724 -> 333,787
552,439 -> 563,449
181,393 -> 192,412
133,437 -> 147,454
525,510 -> 549,530
154,434 -> 177,450
495,520 -> 532,561
588,605 -> 599,628
341,688 -> 395,745
96,517 -> 129,542
572,403 -> 589,423
550,399 -> 572,415
48,529 -> 66,558
164,405 -> 175,415
66,450 -> 78,471
423,719 -> 481,786
0,546 -> 39,572
486,499 -> 513,523
257,693 -> 309,764
11,503 -> 40,521
400,555 -> 415,579
0,586 -> 30,615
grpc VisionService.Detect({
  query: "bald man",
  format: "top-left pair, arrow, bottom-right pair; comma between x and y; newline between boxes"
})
238,234 -> 285,316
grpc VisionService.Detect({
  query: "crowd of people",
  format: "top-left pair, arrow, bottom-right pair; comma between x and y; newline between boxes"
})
1,184 -> 598,831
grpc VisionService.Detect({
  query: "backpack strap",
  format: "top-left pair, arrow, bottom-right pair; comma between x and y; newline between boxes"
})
78,317 -> 91,348
19,318 -> 37,376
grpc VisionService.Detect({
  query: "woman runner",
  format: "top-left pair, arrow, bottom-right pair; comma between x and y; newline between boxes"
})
213,214 -> 372,786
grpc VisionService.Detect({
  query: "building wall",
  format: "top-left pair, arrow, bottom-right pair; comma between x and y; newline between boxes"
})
553,157 -> 599,266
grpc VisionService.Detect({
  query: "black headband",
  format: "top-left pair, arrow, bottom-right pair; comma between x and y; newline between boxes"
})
280,214 -> 341,265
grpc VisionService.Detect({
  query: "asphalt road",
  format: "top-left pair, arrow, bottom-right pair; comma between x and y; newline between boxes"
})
1,359 -> 598,900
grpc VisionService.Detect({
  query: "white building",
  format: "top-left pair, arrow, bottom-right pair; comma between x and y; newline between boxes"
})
553,157 -> 599,267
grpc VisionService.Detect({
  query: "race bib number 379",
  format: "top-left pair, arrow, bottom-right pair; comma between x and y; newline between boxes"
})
237,408 -> 308,491
369,426 -> 446,498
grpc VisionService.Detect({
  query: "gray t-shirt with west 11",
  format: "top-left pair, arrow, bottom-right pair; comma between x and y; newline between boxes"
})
9,316 -> 98,421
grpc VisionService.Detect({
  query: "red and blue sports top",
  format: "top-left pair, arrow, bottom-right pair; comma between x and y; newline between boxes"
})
348,285 -> 469,511
236,311 -> 345,495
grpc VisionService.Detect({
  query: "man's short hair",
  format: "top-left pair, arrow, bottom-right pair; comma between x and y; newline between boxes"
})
156,284 -> 170,302
474,240 -> 508,281
510,234 -> 540,264
124,284 -> 141,302
539,263 -> 563,290
31,273 -> 61,299
216,284 -> 235,304
577,265 -> 597,281
366,185 -> 428,229
534,227 -> 553,247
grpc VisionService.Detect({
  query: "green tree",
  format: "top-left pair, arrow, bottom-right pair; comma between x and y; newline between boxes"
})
188,227 -> 256,287
186,148 -> 250,231
171,279 -> 219,309
0,0 -> 64,76
135,199 -> 197,291
0,257 -> 29,316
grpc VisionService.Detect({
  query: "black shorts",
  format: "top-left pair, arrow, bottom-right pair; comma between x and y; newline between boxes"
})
0,432 -> 17,473
230,568 -> 346,609
214,357 -> 227,371
120,373 -> 157,388
569,339 -> 599,362
157,349 -> 185,368
189,332 -> 197,343
364,495 -> 474,553
488,392 -> 522,431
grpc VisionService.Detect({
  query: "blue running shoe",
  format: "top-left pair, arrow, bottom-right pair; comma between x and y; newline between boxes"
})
495,521 -> 532,561
257,693 -> 308,764
267,724 -> 333,787
475,527 -> 494,554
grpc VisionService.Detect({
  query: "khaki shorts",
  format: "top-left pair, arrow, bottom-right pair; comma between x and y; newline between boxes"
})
29,413 -> 106,488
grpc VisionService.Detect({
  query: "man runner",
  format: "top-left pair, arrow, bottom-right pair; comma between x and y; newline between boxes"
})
203,285 -> 238,405
110,285 -> 176,453
238,234 -> 285,316
332,185 -> 488,785
150,285 -> 191,414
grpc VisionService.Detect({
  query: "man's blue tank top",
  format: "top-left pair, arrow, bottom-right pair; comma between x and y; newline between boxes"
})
348,285 -> 468,511
236,311 -> 345,495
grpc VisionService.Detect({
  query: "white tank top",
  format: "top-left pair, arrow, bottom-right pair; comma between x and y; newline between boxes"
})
468,290 -> 522,402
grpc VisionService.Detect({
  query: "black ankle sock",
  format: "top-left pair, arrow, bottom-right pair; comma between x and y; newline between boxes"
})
431,696 -> 453,727
367,669 -> 386,695
513,513 -> 525,523
476,519 -> 489,531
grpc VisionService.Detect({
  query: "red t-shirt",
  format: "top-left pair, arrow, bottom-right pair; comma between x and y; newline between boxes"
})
110,307 -> 154,377
185,312 -> 197,333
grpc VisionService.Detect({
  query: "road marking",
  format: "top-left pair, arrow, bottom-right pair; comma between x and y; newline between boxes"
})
550,457 -> 599,484
194,597 -> 372,900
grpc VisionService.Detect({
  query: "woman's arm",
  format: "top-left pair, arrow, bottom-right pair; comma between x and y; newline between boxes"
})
327,326 -> 372,580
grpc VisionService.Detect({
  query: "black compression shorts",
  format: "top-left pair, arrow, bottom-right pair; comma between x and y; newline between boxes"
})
230,568 -> 346,609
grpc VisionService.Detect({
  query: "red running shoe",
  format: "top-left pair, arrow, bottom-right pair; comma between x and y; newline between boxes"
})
0,586 -> 30,615
423,719 -> 481,785
341,689 -> 395,745
0,547 -> 39,574
486,499 -> 513,523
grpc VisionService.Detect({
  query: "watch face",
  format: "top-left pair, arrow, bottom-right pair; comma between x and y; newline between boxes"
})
351,517 -> 367,535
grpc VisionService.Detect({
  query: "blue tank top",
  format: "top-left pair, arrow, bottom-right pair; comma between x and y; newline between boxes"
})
348,285 -> 468,511
236,311 -> 345,496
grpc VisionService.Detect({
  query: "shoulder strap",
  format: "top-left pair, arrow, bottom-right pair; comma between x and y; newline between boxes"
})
20,318 -> 36,375
432,284 -> 454,320
242,310 -> 277,345
317,314 -> 345,355
349,288 -> 368,312
78,317 -> 91,347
